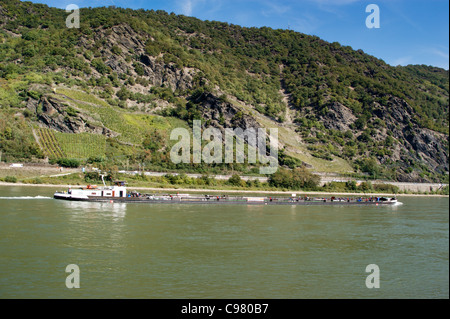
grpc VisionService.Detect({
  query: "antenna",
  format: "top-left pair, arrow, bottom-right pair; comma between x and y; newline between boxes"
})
100,174 -> 106,187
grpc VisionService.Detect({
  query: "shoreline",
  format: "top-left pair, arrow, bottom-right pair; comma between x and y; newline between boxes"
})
0,181 -> 448,197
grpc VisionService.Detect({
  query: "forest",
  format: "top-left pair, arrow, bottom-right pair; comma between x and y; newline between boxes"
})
0,0 -> 448,183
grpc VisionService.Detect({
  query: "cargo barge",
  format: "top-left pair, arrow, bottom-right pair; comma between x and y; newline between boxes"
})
53,181 -> 400,206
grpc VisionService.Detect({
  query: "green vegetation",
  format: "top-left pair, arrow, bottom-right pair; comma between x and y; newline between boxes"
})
56,88 -> 109,107
0,112 -> 43,161
54,158 -> 81,168
0,1 -> 446,129
268,167 -> 321,190
4,175 -> 17,183
2,168 -> 443,195
54,132 -> 107,160
37,128 -> 65,159
0,0 -> 448,184
321,180 -> 399,194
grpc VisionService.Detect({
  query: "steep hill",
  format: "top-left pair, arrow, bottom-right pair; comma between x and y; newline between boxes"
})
0,0 -> 448,182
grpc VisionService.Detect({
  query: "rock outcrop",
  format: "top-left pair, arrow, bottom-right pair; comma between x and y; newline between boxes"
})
320,102 -> 356,131
36,96 -> 117,137
89,24 -> 198,92
191,92 -> 261,131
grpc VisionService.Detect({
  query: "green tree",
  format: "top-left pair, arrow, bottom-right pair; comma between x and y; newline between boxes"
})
227,174 -> 242,186
142,130 -> 165,151
269,167 -> 320,190
91,58 -> 109,74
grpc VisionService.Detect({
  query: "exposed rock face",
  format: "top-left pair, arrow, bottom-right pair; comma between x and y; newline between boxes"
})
20,22 -> 446,183
89,25 -> 198,92
404,128 -> 448,173
386,97 -> 414,123
108,24 -> 146,52
141,59 -> 196,91
320,102 -> 356,131
192,92 -> 261,131
316,95 -> 448,180
105,59 -> 128,74
372,97 -> 448,178
36,96 -> 117,137
26,98 -> 39,113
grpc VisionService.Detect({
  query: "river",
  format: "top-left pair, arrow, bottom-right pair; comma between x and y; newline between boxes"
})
0,186 -> 448,299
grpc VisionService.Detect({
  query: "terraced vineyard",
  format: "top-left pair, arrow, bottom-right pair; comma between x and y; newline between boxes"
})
37,128 -> 66,159
54,132 -> 107,160
54,88 -> 190,145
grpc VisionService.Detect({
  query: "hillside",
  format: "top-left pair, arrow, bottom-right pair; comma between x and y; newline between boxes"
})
0,0 -> 448,183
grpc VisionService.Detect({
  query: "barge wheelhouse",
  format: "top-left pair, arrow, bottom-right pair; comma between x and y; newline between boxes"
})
53,181 -> 127,201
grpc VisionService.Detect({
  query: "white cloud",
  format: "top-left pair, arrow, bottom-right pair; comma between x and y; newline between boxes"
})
292,14 -> 322,35
261,1 -> 291,17
308,0 -> 360,5
430,48 -> 449,60
180,0 -> 194,16
391,56 -> 413,66
303,0 -> 361,17
177,0 -> 223,17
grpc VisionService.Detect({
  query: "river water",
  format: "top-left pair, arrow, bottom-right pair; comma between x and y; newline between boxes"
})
0,185 -> 448,299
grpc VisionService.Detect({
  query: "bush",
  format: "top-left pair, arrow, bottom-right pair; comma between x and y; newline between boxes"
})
227,174 -> 242,186
373,183 -> 400,194
91,58 -> 109,74
197,174 -> 214,186
23,177 -> 42,184
4,176 -> 17,183
142,130 -> 165,151
359,157 -> 380,176
268,167 -> 320,190
66,106 -> 78,117
438,185 -> 449,195
87,156 -> 105,164
111,45 -> 122,55
84,171 -> 101,183
32,177 -> 43,184
358,181 -> 373,192
57,158 -> 80,168
345,180 -> 357,191
164,174 -> 181,185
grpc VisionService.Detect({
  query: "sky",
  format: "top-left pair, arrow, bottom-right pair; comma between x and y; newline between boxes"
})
27,0 -> 449,69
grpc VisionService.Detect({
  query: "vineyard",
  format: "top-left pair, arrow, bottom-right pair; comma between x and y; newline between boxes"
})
54,132 -> 107,160
55,88 -> 189,145
37,128 -> 66,159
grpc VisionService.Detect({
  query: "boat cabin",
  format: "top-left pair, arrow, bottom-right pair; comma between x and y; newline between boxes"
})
66,185 -> 127,199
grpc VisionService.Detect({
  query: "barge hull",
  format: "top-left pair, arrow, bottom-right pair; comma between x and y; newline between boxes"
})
54,195 -> 398,206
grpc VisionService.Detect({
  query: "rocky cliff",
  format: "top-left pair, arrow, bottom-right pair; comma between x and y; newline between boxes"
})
0,1 -> 448,182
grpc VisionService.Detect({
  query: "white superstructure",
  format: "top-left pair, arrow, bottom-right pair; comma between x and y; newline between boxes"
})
54,179 -> 128,201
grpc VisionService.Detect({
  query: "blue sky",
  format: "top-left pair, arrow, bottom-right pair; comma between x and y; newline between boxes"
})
28,0 -> 449,69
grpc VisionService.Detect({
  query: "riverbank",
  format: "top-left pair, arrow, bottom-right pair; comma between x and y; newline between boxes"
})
0,181 -> 448,197
1,163 -> 448,196
2,164 -> 449,195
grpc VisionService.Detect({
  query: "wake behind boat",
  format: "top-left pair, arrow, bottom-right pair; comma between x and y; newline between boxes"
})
53,181 -> 400,206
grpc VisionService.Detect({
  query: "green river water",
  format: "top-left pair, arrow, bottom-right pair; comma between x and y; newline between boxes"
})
0,185 -> 448,299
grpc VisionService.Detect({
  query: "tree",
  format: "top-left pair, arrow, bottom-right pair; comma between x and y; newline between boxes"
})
268,167 -> 320,190
360,157 -> 380,177
116,86 -> 131,101
346,180 -> 358,191
57,158 -> 80,168
142,130 -> 165,151
227,174 -> 242,186
91,58 -> 109,74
